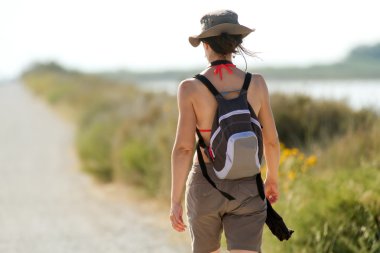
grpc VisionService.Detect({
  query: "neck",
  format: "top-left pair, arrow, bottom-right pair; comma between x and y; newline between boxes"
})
207,54 -> 233,64
210,59 -> 234,67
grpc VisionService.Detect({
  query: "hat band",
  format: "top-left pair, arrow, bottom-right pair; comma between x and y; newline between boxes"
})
201,18 -> 239,31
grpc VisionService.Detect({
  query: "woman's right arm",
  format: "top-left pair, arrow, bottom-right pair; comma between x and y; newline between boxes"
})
170,80 -> 197,232
256,75 -> 281,204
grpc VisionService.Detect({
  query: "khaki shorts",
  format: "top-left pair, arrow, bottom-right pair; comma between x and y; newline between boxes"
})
185,163 -> 267,253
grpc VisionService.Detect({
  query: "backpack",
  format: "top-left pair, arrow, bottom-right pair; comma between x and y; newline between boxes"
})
194,72 -> 264,200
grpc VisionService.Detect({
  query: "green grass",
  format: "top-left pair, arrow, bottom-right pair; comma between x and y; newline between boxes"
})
262,166 -> 380,253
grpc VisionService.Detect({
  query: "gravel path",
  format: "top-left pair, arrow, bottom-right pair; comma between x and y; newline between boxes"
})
0,82 -> 190,253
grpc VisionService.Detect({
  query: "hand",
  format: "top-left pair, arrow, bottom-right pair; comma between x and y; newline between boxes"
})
264,177 -> 279,204
169,202 -> 187,232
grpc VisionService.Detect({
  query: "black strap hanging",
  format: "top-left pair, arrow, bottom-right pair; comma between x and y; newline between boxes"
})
195,128 -> 206,147
196,141 -> 235,200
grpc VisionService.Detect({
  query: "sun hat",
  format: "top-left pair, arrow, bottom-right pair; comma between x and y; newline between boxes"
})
189,10 -> 255,47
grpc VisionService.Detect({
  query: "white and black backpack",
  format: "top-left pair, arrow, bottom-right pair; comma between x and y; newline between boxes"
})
195,72 -> 264,200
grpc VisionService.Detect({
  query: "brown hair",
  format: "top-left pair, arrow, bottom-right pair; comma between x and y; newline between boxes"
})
200,33 -> 255,57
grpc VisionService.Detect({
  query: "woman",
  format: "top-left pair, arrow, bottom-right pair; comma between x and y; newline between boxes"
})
170,10 -> 280,253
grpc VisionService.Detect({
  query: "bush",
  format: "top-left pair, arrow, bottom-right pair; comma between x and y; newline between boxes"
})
305,168 -> 379,253
263,167 -> 380,253
270,93 -> 377,149
76,119 -> 116,181
316,118 -> 380,171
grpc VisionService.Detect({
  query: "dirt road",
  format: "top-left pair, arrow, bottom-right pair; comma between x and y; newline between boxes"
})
0,82 -> 190,253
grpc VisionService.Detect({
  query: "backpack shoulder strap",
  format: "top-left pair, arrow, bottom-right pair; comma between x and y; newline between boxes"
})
194,74 -> 220,97
241,72 -> 252,92
195,128 -> 206,148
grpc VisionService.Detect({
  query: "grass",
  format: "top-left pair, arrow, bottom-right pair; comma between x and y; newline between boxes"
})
22,62 -> 380,252
270,93 -> 377,149
262,161 -> 380,253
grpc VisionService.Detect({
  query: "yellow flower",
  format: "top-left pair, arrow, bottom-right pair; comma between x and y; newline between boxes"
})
306,155 -> 317,166
282,148 -> 291,158
290,148 -> 299,156
287,170 -> 296,180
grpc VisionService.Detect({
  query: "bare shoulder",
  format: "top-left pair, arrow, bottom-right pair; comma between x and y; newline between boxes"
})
177,77 -> 202,98
251,73 -> 270,100
251,73 -> 268,91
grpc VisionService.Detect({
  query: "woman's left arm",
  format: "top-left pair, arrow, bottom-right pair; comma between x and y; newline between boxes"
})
170,80 -> 196,232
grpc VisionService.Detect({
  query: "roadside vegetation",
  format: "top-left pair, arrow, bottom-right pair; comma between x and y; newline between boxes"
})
22,62 -> 379,253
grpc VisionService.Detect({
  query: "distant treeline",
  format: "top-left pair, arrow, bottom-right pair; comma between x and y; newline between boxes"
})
101,42 -> 380,81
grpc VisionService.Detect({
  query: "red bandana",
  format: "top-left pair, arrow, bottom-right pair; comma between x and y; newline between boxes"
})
209,60 -> 236,80
213,63 -> 236,80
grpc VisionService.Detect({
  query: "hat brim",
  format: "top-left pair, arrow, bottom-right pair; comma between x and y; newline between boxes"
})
188,23 -> 255,47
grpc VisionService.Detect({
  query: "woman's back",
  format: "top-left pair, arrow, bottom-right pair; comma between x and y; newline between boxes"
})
187,67 -> 264,163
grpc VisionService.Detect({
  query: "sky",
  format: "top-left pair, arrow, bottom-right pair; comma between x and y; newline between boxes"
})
1,0 -> 380,79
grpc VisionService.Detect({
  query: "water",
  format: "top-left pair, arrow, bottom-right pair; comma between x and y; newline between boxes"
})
268,79 -> 380,111
138,79 -> 380,111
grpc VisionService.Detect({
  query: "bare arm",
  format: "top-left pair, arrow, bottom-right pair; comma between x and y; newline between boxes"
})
170,80 -> 196,232
256,75 -> 280,203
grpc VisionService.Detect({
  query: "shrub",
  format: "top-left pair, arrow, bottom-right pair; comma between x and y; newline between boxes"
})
270,93 -> 377,149
263,166 -> 380,253
316,118 -> 380,171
